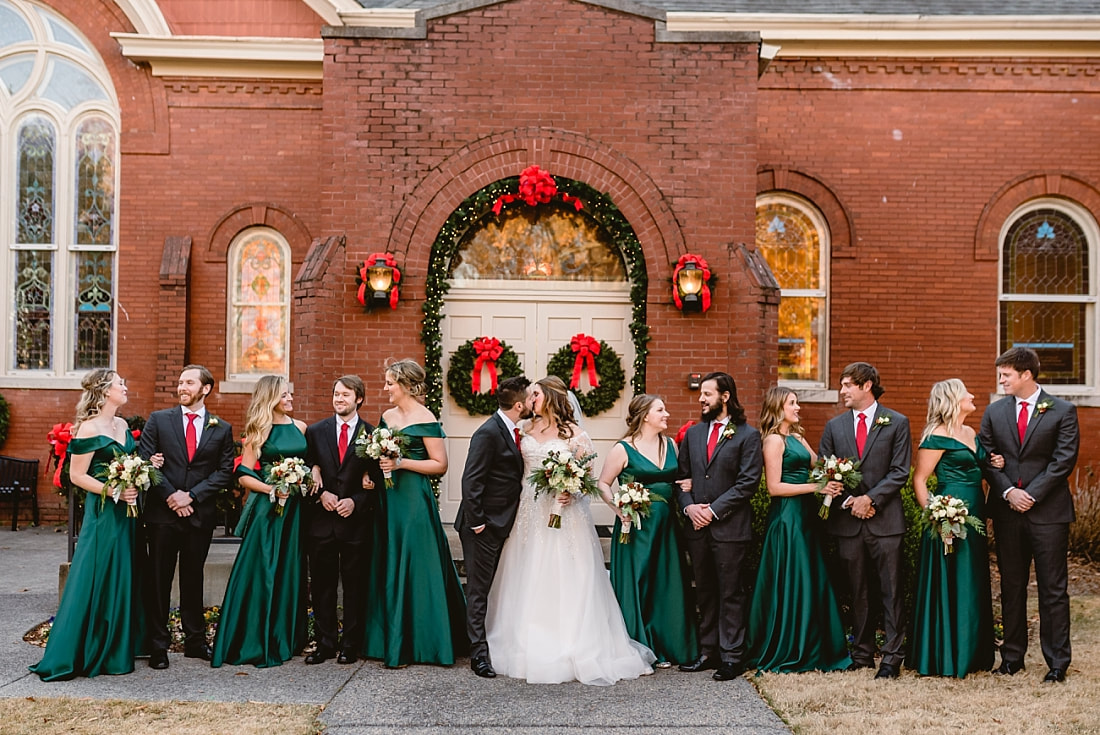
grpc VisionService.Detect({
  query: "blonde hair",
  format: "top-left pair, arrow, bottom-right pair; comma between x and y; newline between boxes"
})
921,378 -> 969,443
74,369 -> 118,430
386,358 -> 427,400
243,375 -> 288,451
623,393 -> 666,466
759,386 -> 803,439
536,376 -> 577,440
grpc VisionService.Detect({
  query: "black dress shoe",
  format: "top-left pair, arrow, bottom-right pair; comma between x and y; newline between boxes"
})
184,644 -> 213,661
149,650 -> 169,670
305,647 -> 334,665
846,661 -> 874,672
679,654 -> 718,672
337,651 -> 358,665
874,663 -> 900,680
1043,668 -> 1066,683
712,662 -> 745,681
471,656 -> 496,678
993,660 -> 1025,675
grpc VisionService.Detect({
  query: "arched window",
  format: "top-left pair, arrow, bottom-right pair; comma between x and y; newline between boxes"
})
227,228 -> 291,379
756,194 -> 830,385
1000,200 -> 1097,387
1,0 -> 118,381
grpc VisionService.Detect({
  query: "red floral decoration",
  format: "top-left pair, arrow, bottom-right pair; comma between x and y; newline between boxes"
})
672,254 -> 713,312
471,337 -> 505,394
674,420 -> 697,446
47,422 -> 73,488
356,253 -> 402,310
492,165 -> 585,216
569,333 -> 602,390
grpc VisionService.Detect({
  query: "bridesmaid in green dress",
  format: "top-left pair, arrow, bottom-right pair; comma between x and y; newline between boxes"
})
212,375 -> 309,668
362,359 -> 466,667
32,369 -> 152,680
597,394 -> 699,667
909,378 -> 995,678
747,386 -> 851,673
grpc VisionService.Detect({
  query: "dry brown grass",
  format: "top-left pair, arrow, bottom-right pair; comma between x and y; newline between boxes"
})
0,698 -> 322,735
751,593 -> 1100,735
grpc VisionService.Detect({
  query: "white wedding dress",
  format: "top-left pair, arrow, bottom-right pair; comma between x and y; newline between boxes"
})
485,432 -> 655,685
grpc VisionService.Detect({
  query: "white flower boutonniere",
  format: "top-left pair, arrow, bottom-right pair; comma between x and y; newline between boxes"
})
873,415 -> 891,430
207,417 -> 220,428
1035,400 -> 1054,415
721,424 -> 737,441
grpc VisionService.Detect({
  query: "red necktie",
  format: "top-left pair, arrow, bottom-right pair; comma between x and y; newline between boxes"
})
707,422 -> 721,461
339,422 -> 349,463
185,413 -> 198,461
1017,401 -> 1029,444
856,413 -> 868,458
514,427 -> 522,450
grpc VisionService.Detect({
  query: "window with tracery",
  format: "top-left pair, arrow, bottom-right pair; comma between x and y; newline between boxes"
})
228,228 -> 291,378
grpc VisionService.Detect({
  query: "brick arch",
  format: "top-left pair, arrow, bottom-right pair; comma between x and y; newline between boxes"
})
975,172 -> 1100,261
387,128 -> 685,282
756,167 -> 855,259
205,203 -> 313,263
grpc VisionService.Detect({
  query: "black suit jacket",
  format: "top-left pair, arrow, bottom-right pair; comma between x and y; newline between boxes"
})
819,405 -> 911,537
676,419 -> 763,543
304,415 -> 384,543
979,391 -> 1078,526
139,407 -> 236,531
456,412 -> 525,535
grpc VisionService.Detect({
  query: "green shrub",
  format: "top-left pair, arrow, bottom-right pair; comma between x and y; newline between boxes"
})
0,393 -> 9,448
1070,466 -> 1100,562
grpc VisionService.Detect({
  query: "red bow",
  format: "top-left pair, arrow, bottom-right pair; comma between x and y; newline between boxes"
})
569,334 -> 601,390
674,420 -> 697,446
356,253 -> 401,310
47,422 -> 73,488
672,254 -> 712,312
471,337 -> 504,394
491,166 -> 584,215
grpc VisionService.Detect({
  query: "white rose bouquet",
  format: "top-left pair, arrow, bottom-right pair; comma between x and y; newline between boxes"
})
266,456 -> 315,516
922,494 -> 985,555
810,455 -> 862,519
103,452 -> 163,517
354,426 -> 409,489
612,477 -> 662,544
528,448 -> 599,528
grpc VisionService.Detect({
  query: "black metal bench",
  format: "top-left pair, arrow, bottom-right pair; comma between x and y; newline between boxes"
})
0,455 -> 40,530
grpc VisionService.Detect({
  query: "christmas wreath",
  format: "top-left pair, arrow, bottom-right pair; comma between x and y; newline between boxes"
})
447,337 -> 524,416
545,334 -> 625,418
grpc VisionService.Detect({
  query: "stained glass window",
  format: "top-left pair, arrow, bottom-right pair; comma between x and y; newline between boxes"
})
14,251 -> 52,369
75,117 -> 114,246
17,117 -> 55,244
229,229 -> 290,377
757,197 -> 829,384
73,252 -> 112,369
1000,205 -> 1093,385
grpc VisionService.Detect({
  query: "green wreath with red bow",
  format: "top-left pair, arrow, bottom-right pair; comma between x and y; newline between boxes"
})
545,333 -> 625,418
447,337 -> 524,416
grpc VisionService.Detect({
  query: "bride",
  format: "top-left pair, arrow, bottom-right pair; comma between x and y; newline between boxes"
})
486,376 -> 655,685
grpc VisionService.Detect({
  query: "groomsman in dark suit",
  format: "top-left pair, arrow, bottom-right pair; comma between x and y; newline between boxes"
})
304,375 -> 385,665
819,362 -> 911,679
979,347 -> 1079,683
456,375 -> 531,679
676,372 -> 763,681
140,365 -> 236,669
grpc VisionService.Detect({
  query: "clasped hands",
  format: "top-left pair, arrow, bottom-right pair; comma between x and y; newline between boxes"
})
318,489 -> 356,518
823,480 -> 876,520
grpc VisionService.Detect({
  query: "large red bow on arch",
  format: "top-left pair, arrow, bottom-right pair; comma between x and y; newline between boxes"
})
356,253 -> 402,310
569,333 -> 601,390
47,422 -> 73,488
672,253 -> 712,312
492,165 -> 585,215
471,337 -> 504,394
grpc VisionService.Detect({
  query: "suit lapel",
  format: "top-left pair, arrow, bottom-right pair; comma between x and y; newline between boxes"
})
495,414 -> 523,471
861,407 -> 884,459
167,406 -> 189,462
1020,392 -> 1049,452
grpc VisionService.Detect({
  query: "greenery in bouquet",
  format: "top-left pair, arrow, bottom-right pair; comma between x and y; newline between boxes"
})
810,454 -> 862,519
922,493 -> 985,555
527,448 -> 599,528
265,456 -> 314,516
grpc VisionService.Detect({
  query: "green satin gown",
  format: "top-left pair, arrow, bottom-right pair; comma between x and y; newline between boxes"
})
908,435 -> 995,678
31,433 -> 147,680
362,421 -> 467,667
212,423 -> 307,668
610,438 -> 699,665
747,435 -> 851,673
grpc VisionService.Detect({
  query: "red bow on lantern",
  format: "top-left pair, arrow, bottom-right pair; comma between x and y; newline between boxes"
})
471,337 -> 504,394
672,254 -> 712,312
356,253 -> 402,310
47,422 -> 73,488
569,334 -> 601,390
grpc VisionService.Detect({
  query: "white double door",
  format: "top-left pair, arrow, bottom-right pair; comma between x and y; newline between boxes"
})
438,282 -> 634,524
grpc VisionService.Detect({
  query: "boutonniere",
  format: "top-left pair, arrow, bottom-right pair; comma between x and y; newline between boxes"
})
721,424 -> 737,441
1035,400 -> 1053,415
873,415 -> 891,430
207,416 -> 220,428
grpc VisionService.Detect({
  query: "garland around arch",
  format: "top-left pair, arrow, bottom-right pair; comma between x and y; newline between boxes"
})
446,337 -> 524,416
545,334 -> 625,418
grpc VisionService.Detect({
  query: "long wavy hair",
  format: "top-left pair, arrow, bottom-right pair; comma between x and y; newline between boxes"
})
759,386 -> 803,440
623,393 -> 666,465
386,358 -> 427,401
242,375 -> 288,451
73,368 -> 118,430
536,376 -> 577,440
921,378 -> 969,443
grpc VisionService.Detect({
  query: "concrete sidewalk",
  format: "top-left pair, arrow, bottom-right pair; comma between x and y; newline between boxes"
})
0,527 -> 790,734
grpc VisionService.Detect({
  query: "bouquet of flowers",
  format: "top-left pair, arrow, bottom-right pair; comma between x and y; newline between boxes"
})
266,456 -> 315,516
810,455 -> 862,519
922,494 -> 985,555
528,448 -> 600,528
354,426 -> 409,488
612,477 -> 662,544
103,452 -> 163,517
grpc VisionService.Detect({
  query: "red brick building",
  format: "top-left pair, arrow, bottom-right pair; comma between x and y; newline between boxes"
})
1,0 -> 1098,525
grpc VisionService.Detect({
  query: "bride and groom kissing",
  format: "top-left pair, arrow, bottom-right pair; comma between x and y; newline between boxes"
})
456,375 -> 655,685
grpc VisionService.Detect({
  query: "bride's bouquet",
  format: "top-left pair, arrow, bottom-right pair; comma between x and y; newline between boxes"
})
103,452 -> 163,517
922,494 -> 985,555
528,448 -> 599,528
266,456 -> 315,515
612,477 -> 660,544
810,455 -> 861,519
354,426 -> 409,488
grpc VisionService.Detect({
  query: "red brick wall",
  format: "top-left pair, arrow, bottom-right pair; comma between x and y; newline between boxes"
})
158,0 -> 323,37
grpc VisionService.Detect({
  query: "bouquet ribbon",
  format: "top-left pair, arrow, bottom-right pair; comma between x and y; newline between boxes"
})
569,333 -> 601,390
471,337 -> 504,394
672,253 -> 712,312
48,422 -> 73,488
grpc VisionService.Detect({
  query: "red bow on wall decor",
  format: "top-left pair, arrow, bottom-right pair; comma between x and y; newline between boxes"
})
491,165 -> 585,216
356,252 -> 401,310
569,333 -> 601,390
672,254 -> 712,312
47,422 -> 73,488
471,337 -> 504,394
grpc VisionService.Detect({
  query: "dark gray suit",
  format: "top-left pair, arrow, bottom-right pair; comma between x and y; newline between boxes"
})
819,405 -> 911,667
979,391 -> 1078,670
677,419 -> 763,665
456,411 -> 525,662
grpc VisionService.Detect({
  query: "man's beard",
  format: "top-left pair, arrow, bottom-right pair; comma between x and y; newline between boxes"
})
700,401 -> 725,423
519,405 -> 535,420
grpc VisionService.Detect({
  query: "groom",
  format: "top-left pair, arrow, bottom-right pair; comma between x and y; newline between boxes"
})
979,347 -> 1079,682
456,375 -> 531,679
